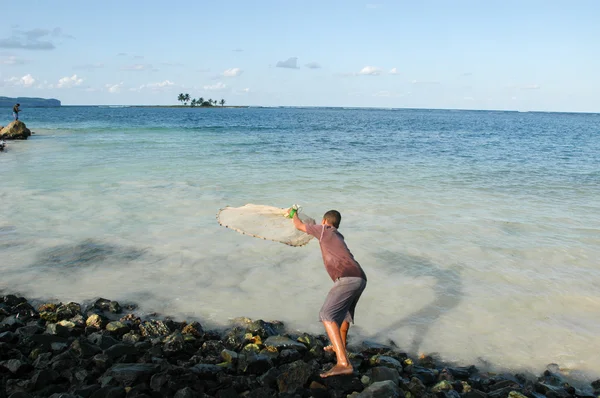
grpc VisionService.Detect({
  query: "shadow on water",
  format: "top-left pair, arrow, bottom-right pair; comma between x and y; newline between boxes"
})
32,239 -> 146,270
369,250 -> 464,356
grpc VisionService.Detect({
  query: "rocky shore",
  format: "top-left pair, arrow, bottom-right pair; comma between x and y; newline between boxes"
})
0,121 -> 33,141
0,294 -> 598,398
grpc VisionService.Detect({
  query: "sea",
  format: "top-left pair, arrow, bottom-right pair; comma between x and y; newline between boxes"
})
1,106 -> 599,381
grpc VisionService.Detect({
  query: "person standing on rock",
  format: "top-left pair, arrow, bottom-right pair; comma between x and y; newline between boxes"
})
290,209 -> 367,378
12,103 -> 20,120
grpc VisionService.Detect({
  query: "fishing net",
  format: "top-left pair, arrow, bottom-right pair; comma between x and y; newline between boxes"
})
217,204 -> 316,247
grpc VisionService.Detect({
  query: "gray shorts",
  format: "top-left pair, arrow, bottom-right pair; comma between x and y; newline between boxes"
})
319,277 -> 367,327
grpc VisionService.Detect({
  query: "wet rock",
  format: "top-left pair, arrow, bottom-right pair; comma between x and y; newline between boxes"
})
3,294 -> 27,306
174,387 -> 201,398
322,374 -> 364,395
106,321 -> 129,336
0,330 -> 16,342
258,367 -> 281,388
368,366 -> 400,385
489,386 -> 523,398
104,363 -> 160,386
448,366 -> 477,380
92,353 -> 113,371
407,376 -> 427,397
31,368 -> 60,390
534,382 -> 571,398
0,358 -> 33,375
360,341 -> 394,355
0,315 -> 25,331
93,298 -> 122,314
16,324 -> 44,338
88,333 -> 120,349
263,335 -> 307,351
181,321 -> 203,337
139,320 -> 171,338
490,379 -> 521,391
279,348 -> 302,364
432,380 -> 454,393
276,359 -> 312,394
411,366 -> 438,385
104,344 -> 138,360
33,352 -> 52,369
163,331 -> 185,354
89,386 -> 126,398
46,323 -> 70,337
121,332 -> 141,345
356,380 -> 403,397
86,314 -> 108,330
29,333 -> 68,350
190,363 -> 224,379
56,302 -> 82,320
71,338 -> 102,358
370,355 -> 403,372
244,387 -> 278,397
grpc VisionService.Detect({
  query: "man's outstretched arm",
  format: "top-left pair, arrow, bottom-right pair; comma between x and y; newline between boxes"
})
291,211 -> 307,233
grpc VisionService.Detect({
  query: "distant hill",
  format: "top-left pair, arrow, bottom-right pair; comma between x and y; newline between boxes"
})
0,97 -> 61,108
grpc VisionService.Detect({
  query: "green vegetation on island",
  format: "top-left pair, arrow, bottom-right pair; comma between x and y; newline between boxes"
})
177,93 -> 225,107
0,96 -> 61,108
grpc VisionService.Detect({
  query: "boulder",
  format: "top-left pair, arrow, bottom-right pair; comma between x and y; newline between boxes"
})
356,380 -> 403,397
0,120 -> 31,140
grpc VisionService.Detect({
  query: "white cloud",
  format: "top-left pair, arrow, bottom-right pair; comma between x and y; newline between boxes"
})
57,74 -> 83,88
359,66 -> 382,75
0,55 -> 28,65
105,82 -> 123,93
5,74 -> 36,87
276,57 -> 299,69
133,80 -> 175,92
234,87 -> 250,95
305,62 -> 321,69
223,68 -> 243,77
204,82 -> 227,91
463,96 -> 475,101
389,68 -> 399,75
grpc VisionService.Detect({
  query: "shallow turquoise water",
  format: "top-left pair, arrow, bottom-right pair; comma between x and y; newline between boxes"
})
1,107 -> 599,377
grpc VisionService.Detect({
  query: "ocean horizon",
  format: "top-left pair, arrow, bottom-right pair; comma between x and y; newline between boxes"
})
1,106 -> 599,382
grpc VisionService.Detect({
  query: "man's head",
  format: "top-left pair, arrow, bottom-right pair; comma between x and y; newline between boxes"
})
16,103 -> 20,106
322,210 -> 341,228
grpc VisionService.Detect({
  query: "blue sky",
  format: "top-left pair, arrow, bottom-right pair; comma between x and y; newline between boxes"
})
0,0 -> 598,111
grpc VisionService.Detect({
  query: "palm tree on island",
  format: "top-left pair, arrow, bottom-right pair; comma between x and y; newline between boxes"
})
176,95 -> 227,107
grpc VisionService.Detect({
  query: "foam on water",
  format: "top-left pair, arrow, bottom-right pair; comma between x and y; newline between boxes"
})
1,107 -> 599,381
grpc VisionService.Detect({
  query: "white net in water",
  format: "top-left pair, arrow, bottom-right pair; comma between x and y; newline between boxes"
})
217,204 -> 316,247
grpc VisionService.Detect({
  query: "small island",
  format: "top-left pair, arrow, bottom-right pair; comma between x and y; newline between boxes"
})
0,96 -> 61,108
177,93 -> 226,107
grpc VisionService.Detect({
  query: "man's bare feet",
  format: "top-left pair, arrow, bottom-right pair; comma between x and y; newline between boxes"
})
320,364 -> 354,378
323,345 -> 335,352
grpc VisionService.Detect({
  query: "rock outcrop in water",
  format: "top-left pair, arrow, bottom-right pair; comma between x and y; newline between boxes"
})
0,121 -> 32,140
0,294 -> 598,398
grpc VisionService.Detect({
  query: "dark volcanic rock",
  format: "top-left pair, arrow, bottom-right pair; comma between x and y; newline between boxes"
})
276,359 -> 312,393
263,335 -> 307,351
104,363 -> 160,386
357,380 -> 403,397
